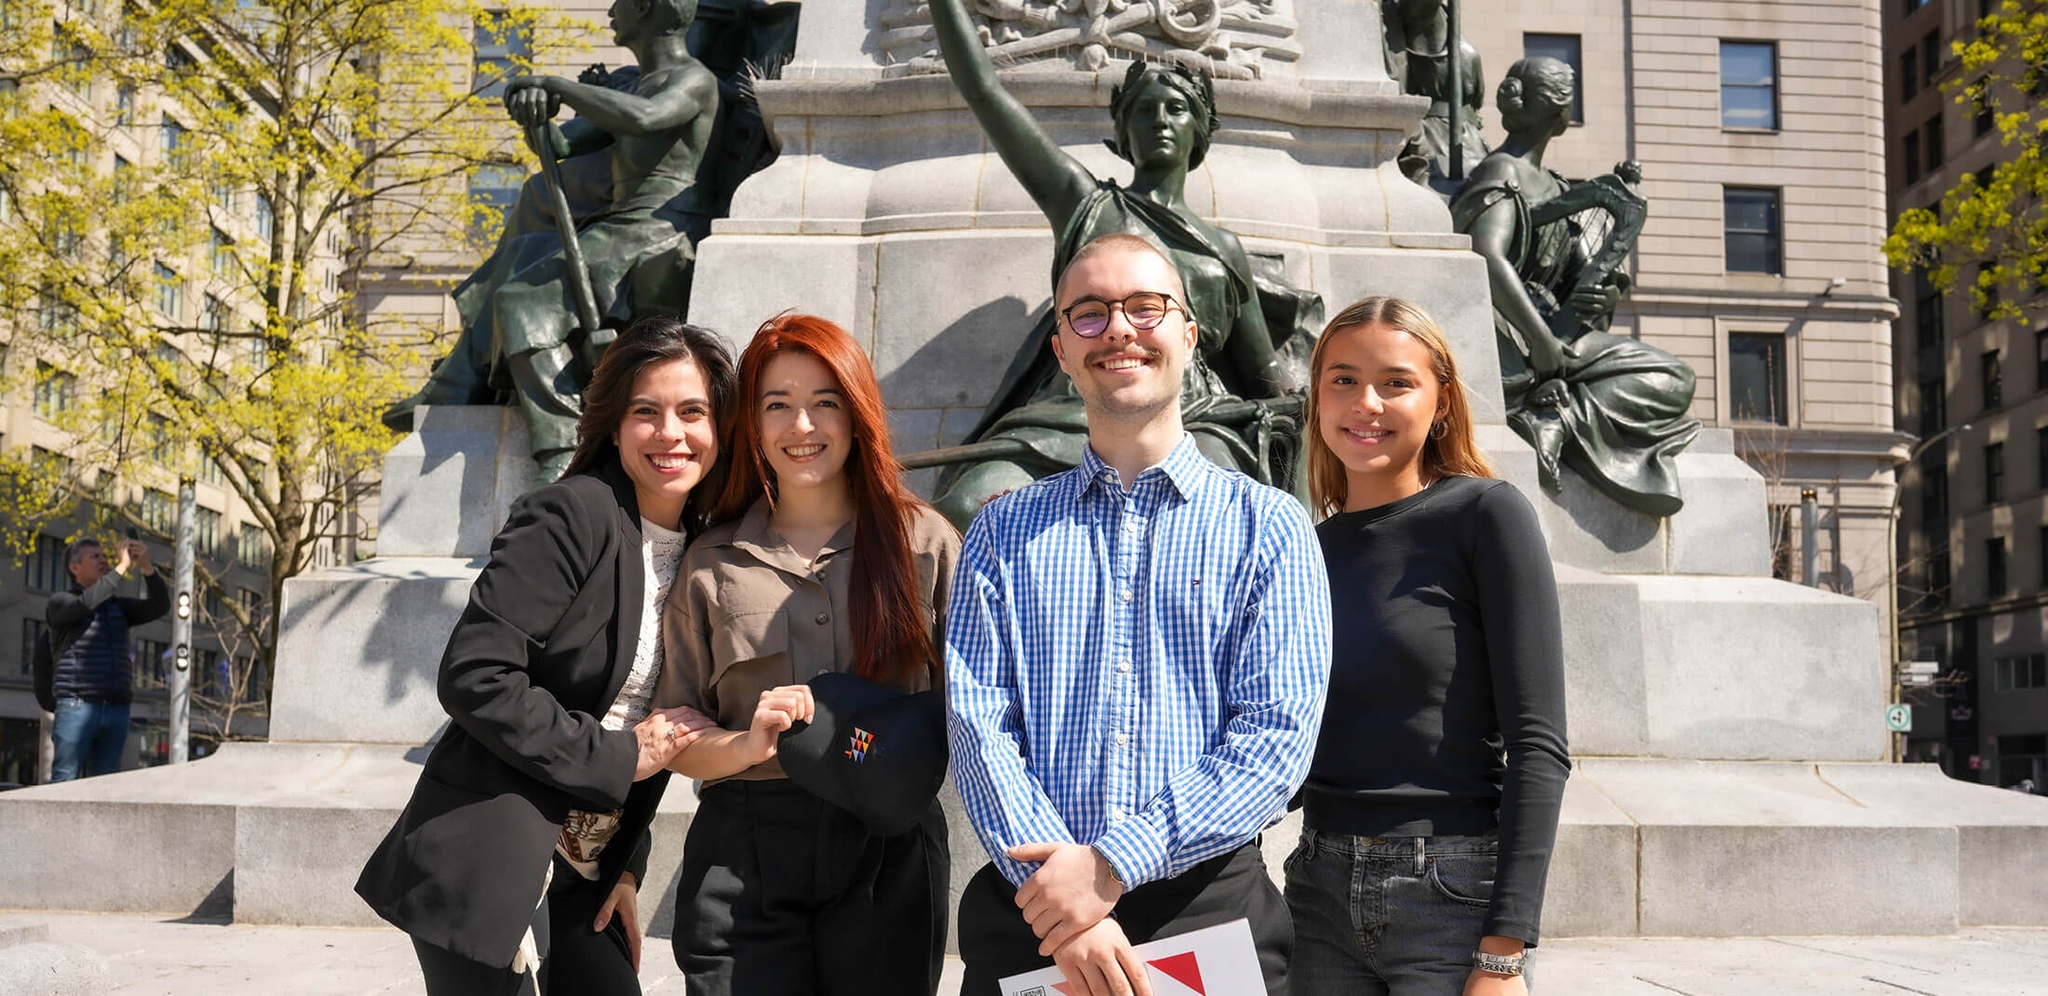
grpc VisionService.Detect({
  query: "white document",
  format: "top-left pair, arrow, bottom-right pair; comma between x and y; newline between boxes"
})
997,918 -> 1263,996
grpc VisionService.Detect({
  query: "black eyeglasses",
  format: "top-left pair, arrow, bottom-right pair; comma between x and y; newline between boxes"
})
1059,292 -> 1183,339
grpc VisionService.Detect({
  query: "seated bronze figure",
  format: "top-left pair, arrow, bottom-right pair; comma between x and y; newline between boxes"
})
1451,56 -> 1699,517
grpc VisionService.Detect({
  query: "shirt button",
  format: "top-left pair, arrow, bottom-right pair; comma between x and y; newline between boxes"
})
1114,733 -> 1128,747
815,612 -> 830,625
1118,660 -> 1132,673
1119,589 -> 1133,602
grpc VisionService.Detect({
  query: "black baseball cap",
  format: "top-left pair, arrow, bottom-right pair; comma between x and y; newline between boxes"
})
776,671 -> 948,837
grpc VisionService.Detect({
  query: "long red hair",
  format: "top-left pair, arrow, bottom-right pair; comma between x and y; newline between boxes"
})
709,313 -> 939,686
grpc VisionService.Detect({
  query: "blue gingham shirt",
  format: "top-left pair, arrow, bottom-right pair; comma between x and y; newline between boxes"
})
946,434 -> 1332,888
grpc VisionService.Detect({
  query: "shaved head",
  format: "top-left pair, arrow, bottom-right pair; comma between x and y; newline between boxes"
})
1055,234 -> 1187,306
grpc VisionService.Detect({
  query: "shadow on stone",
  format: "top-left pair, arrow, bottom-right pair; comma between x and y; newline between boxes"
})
182,871 -> 234,922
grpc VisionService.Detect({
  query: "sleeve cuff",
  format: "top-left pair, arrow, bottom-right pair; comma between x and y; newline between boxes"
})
1090,816 -> 1171,888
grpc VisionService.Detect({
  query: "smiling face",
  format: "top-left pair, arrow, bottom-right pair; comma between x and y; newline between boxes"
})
1315,322 -> 1444,506
1117,76 -> 1202,172
1052,245 -> 1196,426
614,355 -> 718,529
757,350 -> 853,498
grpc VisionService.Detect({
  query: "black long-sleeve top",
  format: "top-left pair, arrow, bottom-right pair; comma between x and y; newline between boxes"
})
1302,475 -> 1569,944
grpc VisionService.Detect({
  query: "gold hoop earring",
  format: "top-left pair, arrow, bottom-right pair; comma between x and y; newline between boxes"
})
1429,421 -> 1448,440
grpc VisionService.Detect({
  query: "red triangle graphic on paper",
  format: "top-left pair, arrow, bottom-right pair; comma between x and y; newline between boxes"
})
1148,951 -> 1205,994
1050,984 -> 1077,996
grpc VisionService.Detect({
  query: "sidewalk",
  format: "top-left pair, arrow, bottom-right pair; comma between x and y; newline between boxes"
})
11,911 -> 2046,995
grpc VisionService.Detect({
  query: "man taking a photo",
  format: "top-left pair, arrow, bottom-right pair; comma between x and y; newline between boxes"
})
47,537 -> 169,781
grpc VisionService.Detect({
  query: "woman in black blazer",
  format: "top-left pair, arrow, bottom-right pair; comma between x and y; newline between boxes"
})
358,317 -> 736,995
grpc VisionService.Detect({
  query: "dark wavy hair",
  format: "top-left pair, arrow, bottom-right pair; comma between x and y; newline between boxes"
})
710,313 -> 943,686
561,316 -> 738,533
1106,59 -> 1220,170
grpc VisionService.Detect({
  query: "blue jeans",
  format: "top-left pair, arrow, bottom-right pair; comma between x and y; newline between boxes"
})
50,697 -> 131,782
1284,829 -> 1526,996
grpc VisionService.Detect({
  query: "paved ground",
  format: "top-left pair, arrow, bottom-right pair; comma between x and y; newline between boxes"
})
8,912 -> 2047,995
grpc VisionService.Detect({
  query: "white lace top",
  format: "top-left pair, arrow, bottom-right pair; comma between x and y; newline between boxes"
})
556,517 -> 689,882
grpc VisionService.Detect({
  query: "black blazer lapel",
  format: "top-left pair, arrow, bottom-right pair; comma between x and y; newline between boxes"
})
596,462 -> 644,712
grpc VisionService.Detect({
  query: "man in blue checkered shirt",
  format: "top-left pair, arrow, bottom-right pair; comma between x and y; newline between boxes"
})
947,234 -> 1333,996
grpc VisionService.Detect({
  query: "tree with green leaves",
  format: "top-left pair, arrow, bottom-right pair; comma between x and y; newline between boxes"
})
1885,0 -> 2048,321
0,0 -> 579,727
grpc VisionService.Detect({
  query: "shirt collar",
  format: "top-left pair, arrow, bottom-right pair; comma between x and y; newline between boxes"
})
1077,433 -> 1207,501
726,495 -> 854,574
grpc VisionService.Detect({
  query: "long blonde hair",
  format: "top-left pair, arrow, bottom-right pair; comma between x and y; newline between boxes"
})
1305,296 -> 1494,518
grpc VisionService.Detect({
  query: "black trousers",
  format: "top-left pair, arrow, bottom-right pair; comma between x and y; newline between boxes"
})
672,779 -> 950,996
414,855 -> 640,996
957,843 -> 1293,996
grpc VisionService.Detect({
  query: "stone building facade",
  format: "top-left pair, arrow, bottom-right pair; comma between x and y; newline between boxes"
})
1458,0 -> 1905,639
1886,0 -> 2048,786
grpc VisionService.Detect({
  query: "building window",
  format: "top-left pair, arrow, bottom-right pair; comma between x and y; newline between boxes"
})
1925,112 -> 1945,168
210,227 -> 233,274
2041,526 -> 2048,586
1921,457 -> 1948,524
1901,47 -> 1920,102
201,294 -> 226,333
115,85 -> 135,127
1729,332 -> 1788,424
17,619 -> 48,676
1921,31 -> 1941,90
1523,34 -> 1583,124
33,363 -> 75,419
1984,350 -> 2003,409
1903,130 -> 1923,185
1986,442 -> 2006,503
160,114 -> 183,161
2036,329 -> 2048,390
1972,77 -> 1995,137
154,262 -> 181,319
472,13 -> 533,99
25,535 -> 68,592
2039,426 -> 2048,491
196,507 -> 222,558
1915,271 -> 1943,345
143,413 -> 172,464
1926,547 -> 1951,607
467,163 -> 524,246
1724,187 -> 1783,275
238,524 -> 268,567
1988,535 -> 2008,594
141,489 -> 174,533
136,638 -> 169,688
1994,654 -> 2047,691
1720,41 -> 1779,130
1920,376 -> 1945,435
254,194 -> 274,243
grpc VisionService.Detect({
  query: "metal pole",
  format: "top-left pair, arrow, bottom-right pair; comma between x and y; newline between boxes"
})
170,479 -> 195,764
1446,0 -> 1464,180
1800,487 -> 1819,588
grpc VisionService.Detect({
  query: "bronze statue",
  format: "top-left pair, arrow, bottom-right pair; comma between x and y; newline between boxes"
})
1450,56 -> 1700,517
384,0 -> 744,479
923,0 -> 1323,529
1382,0 -> 1487,187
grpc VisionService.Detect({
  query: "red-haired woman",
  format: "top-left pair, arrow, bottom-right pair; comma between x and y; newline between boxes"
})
656,312 -> 959,996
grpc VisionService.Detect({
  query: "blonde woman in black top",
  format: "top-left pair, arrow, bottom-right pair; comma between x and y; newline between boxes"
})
1287,297 -> 1569,996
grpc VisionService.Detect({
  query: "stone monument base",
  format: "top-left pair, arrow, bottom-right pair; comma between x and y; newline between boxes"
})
3,409 -> 2046,940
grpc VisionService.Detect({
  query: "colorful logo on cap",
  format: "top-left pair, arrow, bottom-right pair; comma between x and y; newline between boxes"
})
846,728 -> 874,763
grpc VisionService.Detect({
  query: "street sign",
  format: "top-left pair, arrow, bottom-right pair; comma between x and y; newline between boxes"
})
1899,661 -> 1939,687
1886,704 -> 1913,733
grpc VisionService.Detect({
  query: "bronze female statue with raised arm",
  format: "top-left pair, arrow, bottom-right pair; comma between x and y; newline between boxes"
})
923,0 -> 1322,528
1451,56 -> 1700,517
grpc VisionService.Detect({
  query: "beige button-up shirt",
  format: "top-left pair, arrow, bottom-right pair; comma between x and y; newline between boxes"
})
657,496 -> 960,782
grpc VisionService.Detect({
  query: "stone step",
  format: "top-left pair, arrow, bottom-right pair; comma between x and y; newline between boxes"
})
5,749 -> 2046,939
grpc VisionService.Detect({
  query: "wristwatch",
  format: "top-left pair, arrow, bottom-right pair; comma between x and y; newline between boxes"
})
1471,950 -> 1525,976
